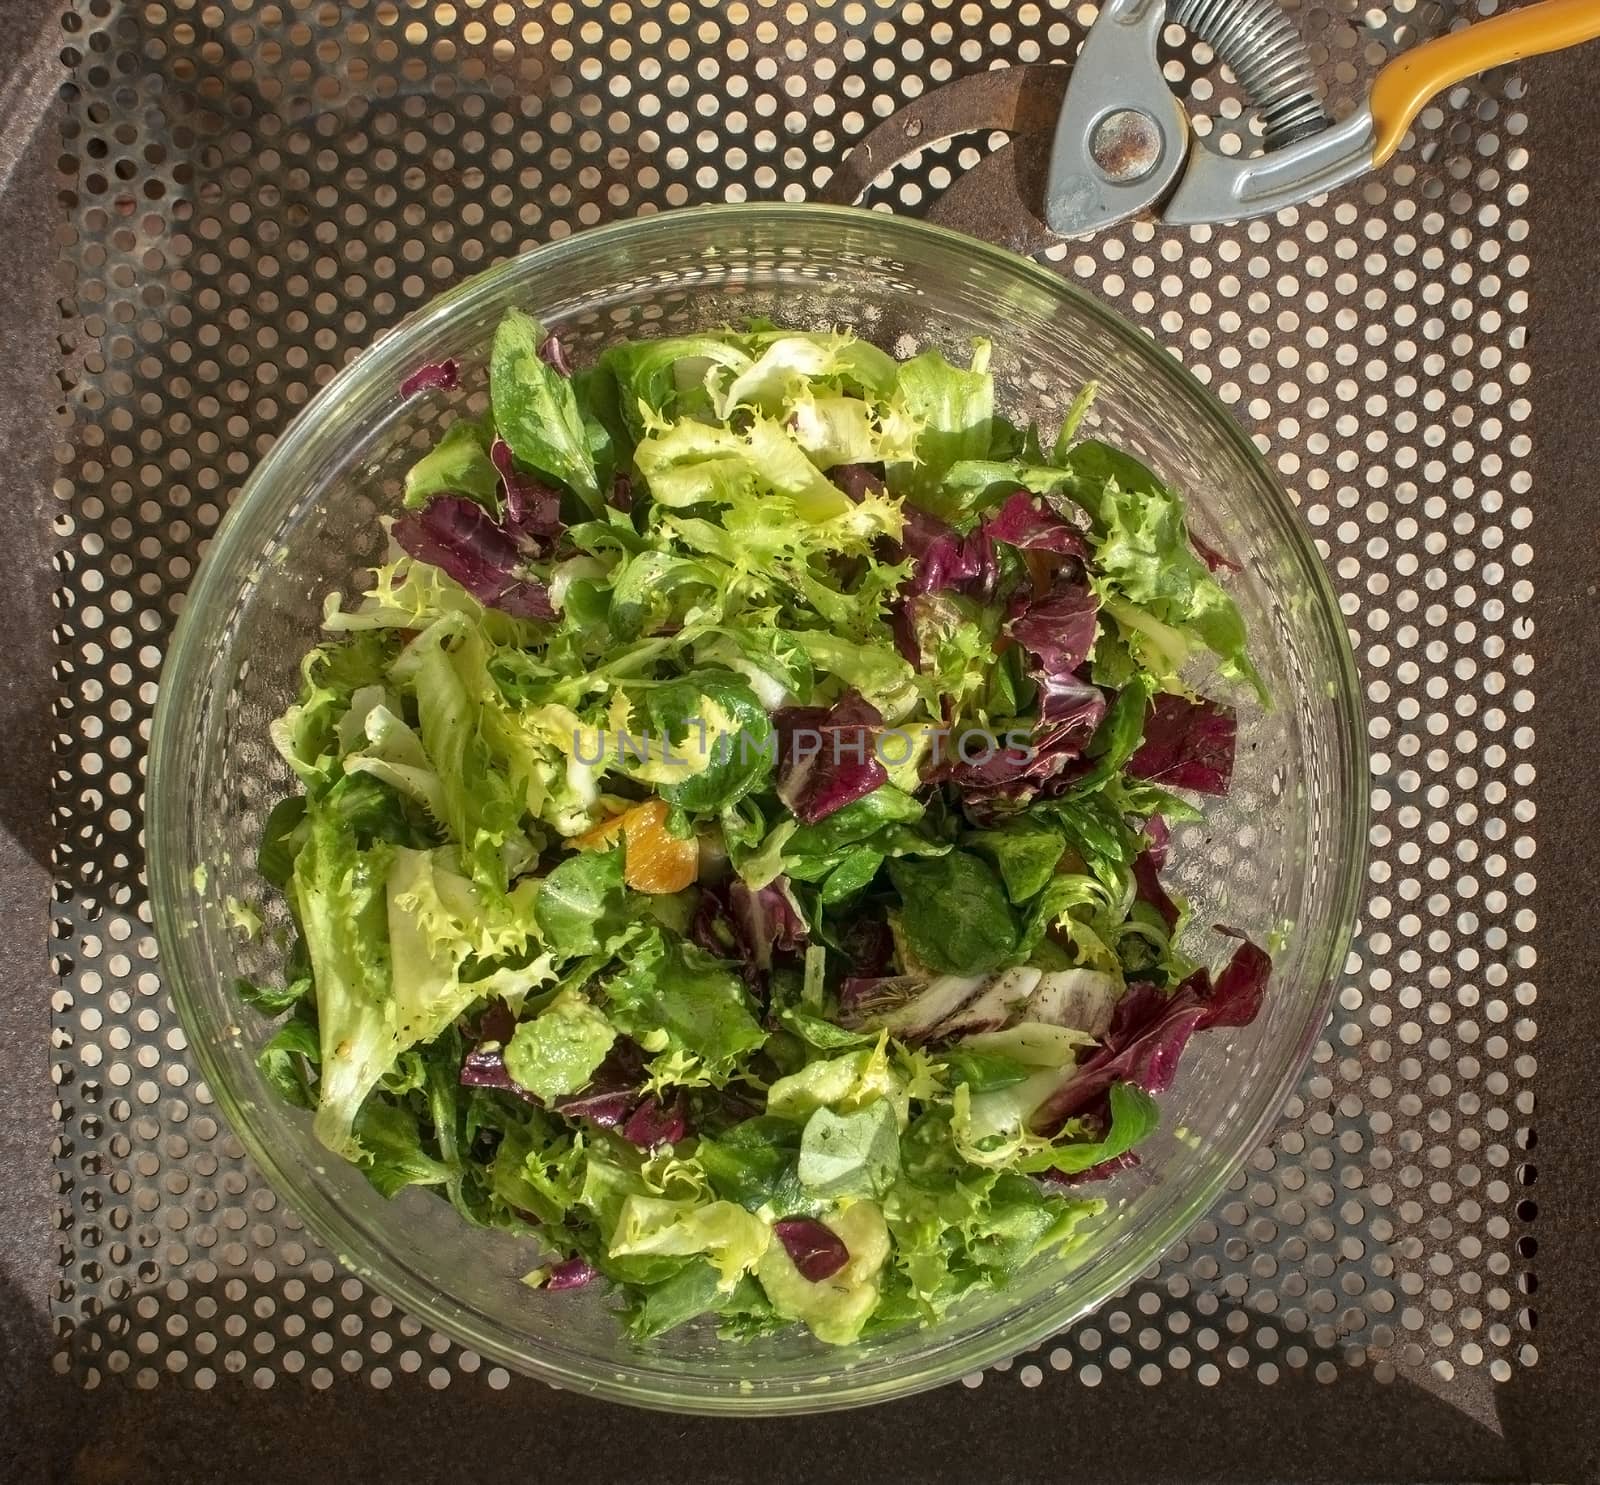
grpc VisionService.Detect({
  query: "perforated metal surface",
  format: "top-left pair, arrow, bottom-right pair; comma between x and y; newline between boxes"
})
50,0 -> 1536,1397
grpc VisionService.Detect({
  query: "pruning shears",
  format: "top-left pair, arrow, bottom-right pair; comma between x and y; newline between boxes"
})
823,0 -> 1600,253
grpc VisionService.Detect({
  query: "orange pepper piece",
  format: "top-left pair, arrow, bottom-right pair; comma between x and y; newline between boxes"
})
574,798 -> 698,895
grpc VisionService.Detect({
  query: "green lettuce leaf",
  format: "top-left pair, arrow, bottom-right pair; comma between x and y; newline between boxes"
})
883,1107 -> 1103,1317
608,1194 -> 772,1291
353,1099 -> 457,1199
403,419 -> 500,511
715,330 -> 897,416
293,803 -> 394,1159
634,413 -> 852,523
256,1014 -> 319,1110
486,1108 -> 587,1227
235,972 -> 312,1019
1063,440 -> 1266,701
399,623 -> 530,892
1016,1080 -> 1161,1175
606,549 -> 722,641
600,334 -> 754,440
939,1047 -> 1032,1094
888,342 -> 994,509
789,630 -> 918,722
491,306 -> 601,511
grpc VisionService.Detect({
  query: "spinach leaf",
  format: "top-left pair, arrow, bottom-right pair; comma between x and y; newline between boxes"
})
797,1099 -> 900,1198
234,972 -> 311,1019
256,794 -> 308,889
888,850 -> 1019,975
817,848 -> 885,904
964,821 -> 1066,903
776,1006 -> 877,1052
534,846 -> 635,958
602,930 -> 767,1075
571,363 -> 630,493
642,671 -> 774,813
787,785 -> 923,853
624,1259 -> 724,1339
698,1117 -> 819,1216
1069,673 -> 1153,796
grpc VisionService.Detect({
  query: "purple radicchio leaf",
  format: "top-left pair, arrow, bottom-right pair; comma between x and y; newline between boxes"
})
897,592 -> 969,676
459,1044 -> 537,1101
554,1087 -> 635,1128
835,974 -> 929,1031
982,490 -> 1090,559
930,672 -> 1106,813
1132,816 -> 1180,932
541,1256 -> 598,1290
901,508 -> 997,601
393,496 -> 556,621
489,438 -> 564,553
1190,530 -> 1241,574
731,879 -> 803,968
888,599 -> 922,668
691,877 -> 807,987
536,332 -> 573,377
1004,570 -> 1099,684
1142,813 -> 1171,871
1030,933 -> 1272,1136
464,999 -> 517,1045
399,359 -> 459,397
773,689 -> 889,825
925,565 -> 1109,809
608,472 -> 634,513
772,1217 -> 850,1281
837,913 -> 894,981
551,1038 -> 648,1129
828,463 -> 887,503
619,1094 -> 688,1150
1128,693 -> 1237,795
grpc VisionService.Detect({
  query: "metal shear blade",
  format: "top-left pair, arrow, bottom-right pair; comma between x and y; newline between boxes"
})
1039,0 -> 1188,238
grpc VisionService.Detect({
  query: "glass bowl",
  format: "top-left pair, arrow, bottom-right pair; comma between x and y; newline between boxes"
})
148,204 -> 1364,1413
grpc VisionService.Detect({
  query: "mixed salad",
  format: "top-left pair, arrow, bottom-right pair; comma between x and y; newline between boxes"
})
242,311 -> 1272,1345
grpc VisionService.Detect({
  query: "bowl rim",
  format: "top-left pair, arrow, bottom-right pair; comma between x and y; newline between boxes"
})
148,201 -> 1367,1413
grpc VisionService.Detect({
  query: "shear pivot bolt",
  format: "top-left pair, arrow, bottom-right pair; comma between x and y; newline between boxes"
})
1090,108 -> 1163,183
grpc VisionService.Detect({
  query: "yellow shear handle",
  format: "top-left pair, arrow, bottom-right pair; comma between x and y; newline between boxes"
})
1370,0 -> 1600,165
